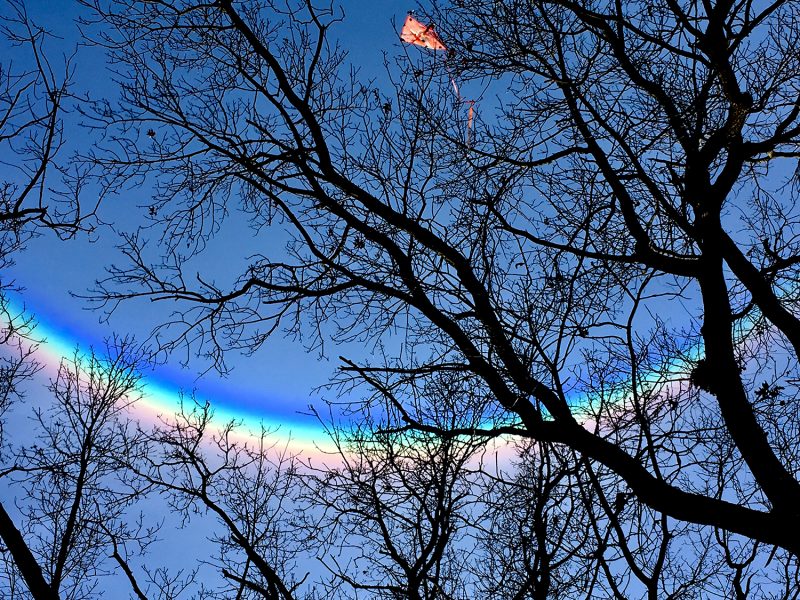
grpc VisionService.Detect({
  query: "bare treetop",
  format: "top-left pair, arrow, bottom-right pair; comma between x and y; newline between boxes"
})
3,0 -> 800,597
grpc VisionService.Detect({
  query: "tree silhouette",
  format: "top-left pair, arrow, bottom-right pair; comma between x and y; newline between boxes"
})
0,5 -> 108,597
0,342 -> 149,600
299,397 -> 481,599
6,0 -> 800,597
83,0 -> 800,548
0,0 -> 94,260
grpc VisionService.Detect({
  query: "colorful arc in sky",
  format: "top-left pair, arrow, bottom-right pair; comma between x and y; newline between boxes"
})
3,292 -> 332,455
4,287 -> 709,462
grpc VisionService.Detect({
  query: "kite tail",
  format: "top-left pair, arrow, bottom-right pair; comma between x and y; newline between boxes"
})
444,58 -> 474,145
466,100 -> 474,145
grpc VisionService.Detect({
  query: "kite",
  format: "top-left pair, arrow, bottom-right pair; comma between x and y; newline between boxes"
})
400,13 -> 475,141
400,14 -> 448,51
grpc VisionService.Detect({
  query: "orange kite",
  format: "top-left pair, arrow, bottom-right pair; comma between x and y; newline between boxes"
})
400,15 -> 447,51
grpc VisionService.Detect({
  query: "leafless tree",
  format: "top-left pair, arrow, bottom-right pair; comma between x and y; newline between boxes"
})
299,397 -> 481,600
471,442 -> 592,600
0,0 -> 791,596
0,0 -> 96,266
0,4 -> 146,597
0,340 -> 150,600
121,400 -> 310,600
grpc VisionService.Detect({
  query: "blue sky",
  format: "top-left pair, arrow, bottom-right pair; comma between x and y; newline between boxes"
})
7,0 -> 437,433
4,2 -> 797,597
1,2 -> 443,592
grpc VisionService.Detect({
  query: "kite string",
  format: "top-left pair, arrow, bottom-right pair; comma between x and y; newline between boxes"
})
444,57 -> 474,144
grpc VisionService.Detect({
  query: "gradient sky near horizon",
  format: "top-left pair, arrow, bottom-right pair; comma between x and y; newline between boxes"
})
5,0 -> 444,448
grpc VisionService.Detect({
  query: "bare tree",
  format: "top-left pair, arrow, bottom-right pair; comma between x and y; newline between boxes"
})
0,340 -> 149,600
0,0 -> 789,596
0,0 -> 95,264
0,4 -> 145,597
121,400 -> 309,600
300,404 -> 480,600
471,442 -> 592,600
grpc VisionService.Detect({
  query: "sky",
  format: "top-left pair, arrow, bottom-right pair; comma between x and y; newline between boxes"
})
0,3 -> 449,591
2,0 -> 702,453
1,0 -> 722,456
5,0 -> 441,453
4,2 -> 794,596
